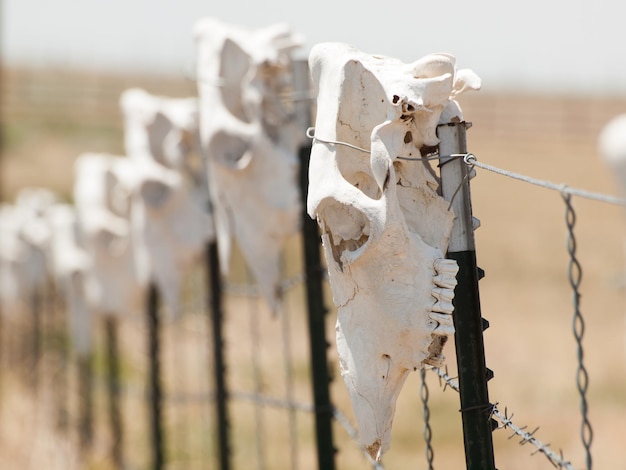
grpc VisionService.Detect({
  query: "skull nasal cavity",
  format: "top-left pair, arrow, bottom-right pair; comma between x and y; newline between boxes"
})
319,201 -> 371,266
404,131 -> 413,144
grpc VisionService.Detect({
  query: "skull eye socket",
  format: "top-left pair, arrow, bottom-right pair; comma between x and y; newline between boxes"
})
140,180 -> 172,208
210,130 -> 252,170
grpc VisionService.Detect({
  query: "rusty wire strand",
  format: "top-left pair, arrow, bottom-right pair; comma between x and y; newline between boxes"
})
431,367 -> 576,469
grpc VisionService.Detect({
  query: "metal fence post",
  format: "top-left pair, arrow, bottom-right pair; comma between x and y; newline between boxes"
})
104,316 -> 123,468
438,122 -> 497,470
293,57 -> 337,470
206,241 -> 231,470
146,282 -> 165,470
299,143 -> 337,470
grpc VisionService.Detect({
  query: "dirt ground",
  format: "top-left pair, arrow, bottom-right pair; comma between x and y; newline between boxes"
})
1,68 -> 626,469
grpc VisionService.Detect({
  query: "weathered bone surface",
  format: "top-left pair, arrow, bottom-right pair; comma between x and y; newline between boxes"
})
74,153 -> 144,318
128,156 -> 213,319
194,17 -> 304,312
119,89 -> 214,319
307,42 -> 480,460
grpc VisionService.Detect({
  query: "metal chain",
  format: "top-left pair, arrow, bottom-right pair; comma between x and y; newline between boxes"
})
419,368 -> 435,469
561,192 -> 593,469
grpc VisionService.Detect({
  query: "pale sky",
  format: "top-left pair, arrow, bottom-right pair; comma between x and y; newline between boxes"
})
4,0 -> 626,95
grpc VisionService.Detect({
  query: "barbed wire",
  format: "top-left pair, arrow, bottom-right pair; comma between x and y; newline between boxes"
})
431,366 -> 576,470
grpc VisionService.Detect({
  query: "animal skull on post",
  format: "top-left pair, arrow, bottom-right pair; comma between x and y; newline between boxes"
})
119,89 -> 214,319
194,17 -> 304,312
45,203 -> 93,355
0,189 -> 57,313
307,42 -> 481,460
73,153 -> 144,318
129,156 -> 213,319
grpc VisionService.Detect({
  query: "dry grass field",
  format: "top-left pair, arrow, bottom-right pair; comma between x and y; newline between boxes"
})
1,67 -> 626,469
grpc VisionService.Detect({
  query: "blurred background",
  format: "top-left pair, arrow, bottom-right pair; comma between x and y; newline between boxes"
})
2,1 -> 626,469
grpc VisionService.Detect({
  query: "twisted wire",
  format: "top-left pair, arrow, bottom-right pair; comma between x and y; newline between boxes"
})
562,192 -> 593,470
419,368 -> 435,469
431,367 -> 576,469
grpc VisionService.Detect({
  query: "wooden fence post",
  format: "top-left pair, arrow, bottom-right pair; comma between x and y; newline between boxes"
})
438,121 -> 497,470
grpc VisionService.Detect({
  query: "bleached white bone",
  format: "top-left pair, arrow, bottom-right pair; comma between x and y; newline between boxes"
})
45,203 -> 92,355
119,88 -> 203,180
74,152 -> 144,318
0,188 -> 59,324
127,156 -> 213,319
119,88 -> 214,319
194,17 -> 304,312
308,42 -> 480,460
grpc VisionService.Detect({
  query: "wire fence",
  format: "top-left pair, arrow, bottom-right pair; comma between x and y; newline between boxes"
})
2,67 -> 626,470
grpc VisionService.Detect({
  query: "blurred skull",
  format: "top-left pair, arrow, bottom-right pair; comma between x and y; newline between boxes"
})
193,16 -> 304,313
119,88 -> 215,319
74,152 -> 144,318
45,203 -> 92,355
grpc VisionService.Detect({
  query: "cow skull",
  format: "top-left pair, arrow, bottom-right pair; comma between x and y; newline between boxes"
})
307,42 -> 480,460
119,88 -> 215,319
194,17 -> 304,312
0,195 -> 54,312
45,203 -> 93,355
73,152 -> 144,318
127,156 -> 213,319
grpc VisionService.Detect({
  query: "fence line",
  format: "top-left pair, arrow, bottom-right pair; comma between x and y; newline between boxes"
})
455,151 -> 626,470
3,149 -> 622,469
3,66 -> 626,469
